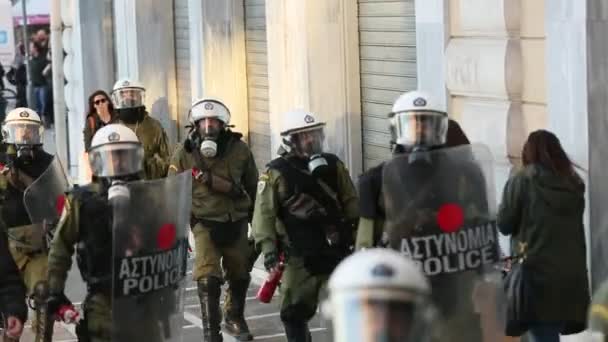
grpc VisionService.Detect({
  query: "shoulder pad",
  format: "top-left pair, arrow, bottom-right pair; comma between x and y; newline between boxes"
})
228,130 -> 244,140
321,153 -> 340,163
266,156 -> 286,171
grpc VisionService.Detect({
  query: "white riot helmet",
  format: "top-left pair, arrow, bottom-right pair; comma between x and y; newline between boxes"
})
326,249 -> 436,342
189,98 -> 231,126
2,107 -> 44,146
188,98 -> 231,158
389,91 -> 448,150
88,124 -> 143,177
111,78 -> 146,109
280,110 -> 328,173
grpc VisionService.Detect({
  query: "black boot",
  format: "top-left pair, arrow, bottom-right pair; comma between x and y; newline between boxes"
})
283,320 -> 311,342
223,277 -> 253,341
198,277 -> 223,342
33,281 -> 53,342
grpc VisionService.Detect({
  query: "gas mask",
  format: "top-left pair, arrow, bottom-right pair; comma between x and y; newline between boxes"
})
17,145 -> 34,160
2,120 -> 43,165
117,106 -> 145,125
407,146 -> 433,166
5,144 -> 35,166
200,139 -> 218,158
291,129 -> 327,175
196,119 -> 223,158
308,154 -> 329,175
108,179 -> 130,202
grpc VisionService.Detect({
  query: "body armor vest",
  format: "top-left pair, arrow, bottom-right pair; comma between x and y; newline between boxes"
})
1,150 -> 53,228
267,153 -> 350,275
73,185 -> 113,294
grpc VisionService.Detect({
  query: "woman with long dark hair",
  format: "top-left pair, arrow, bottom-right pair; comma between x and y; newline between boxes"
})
83,90 -> 115,151
498,130 -> 589,342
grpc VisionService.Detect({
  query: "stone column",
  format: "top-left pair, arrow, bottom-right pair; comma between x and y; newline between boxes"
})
188,0 -> 249,139
414,0 -> 449,110
265,0 -> 362,175
113,0 -> 178,144
582,0 -> 608,291
63,0 -> 115,180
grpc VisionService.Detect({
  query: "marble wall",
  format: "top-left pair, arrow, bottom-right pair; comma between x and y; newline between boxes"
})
446,0 -> 548,202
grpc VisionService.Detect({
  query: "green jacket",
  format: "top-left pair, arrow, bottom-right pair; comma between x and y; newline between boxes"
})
252,154 -> 359,255
47,183 -> 102,294
355,163 -> 385,250
498,164 -> 589,331
121,113 -> 170,180
168,131 -> 258,223
0,151 -> 54,268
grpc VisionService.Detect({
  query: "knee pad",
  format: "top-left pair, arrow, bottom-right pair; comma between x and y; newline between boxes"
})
32,280 -> 49,305
197,276 -> 223,296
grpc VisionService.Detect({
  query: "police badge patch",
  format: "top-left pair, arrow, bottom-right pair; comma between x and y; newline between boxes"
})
304,115 -> 314,124
413,97 -> 427,107
108,132 -> 121,142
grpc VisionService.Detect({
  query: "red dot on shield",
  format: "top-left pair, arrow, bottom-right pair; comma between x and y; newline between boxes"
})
437,203 -> 464,233
157,223 -> 177,250
55,195 -> 66,216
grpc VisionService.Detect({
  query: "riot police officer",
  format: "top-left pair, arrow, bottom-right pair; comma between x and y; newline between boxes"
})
355,91 -> 502,342
111,78 -> 170,179
0,107 -> 54,338
326,248 -> 438,342
356,91 -> 472,248
46,124 -> 148,341
168,98 -> 259,341
252,110 -> 359,342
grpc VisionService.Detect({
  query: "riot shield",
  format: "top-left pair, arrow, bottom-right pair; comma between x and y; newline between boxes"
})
382,144 -> 505,342
23,156 -> 70,224
13,156 -> 70,252
111,171 -> 192,342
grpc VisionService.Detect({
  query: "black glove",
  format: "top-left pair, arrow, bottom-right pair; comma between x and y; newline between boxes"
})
47,293 -> 71,317
263,251 -> 279,271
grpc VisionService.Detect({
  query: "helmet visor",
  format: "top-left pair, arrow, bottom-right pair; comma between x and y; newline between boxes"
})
88,143 -> 144,177
196,117 -> 223,139
291,127 -> 326,157
2,122 -> 43,145
112,87 -> 145,109
331,290 -> 433,342
393,111 -> 448,148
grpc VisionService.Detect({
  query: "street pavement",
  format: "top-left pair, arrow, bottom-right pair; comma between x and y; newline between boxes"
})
19,254 -> 331,342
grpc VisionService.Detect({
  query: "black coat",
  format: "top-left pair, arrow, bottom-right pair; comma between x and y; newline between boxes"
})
498,165 -> 589,334
0,230 -> 27,322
